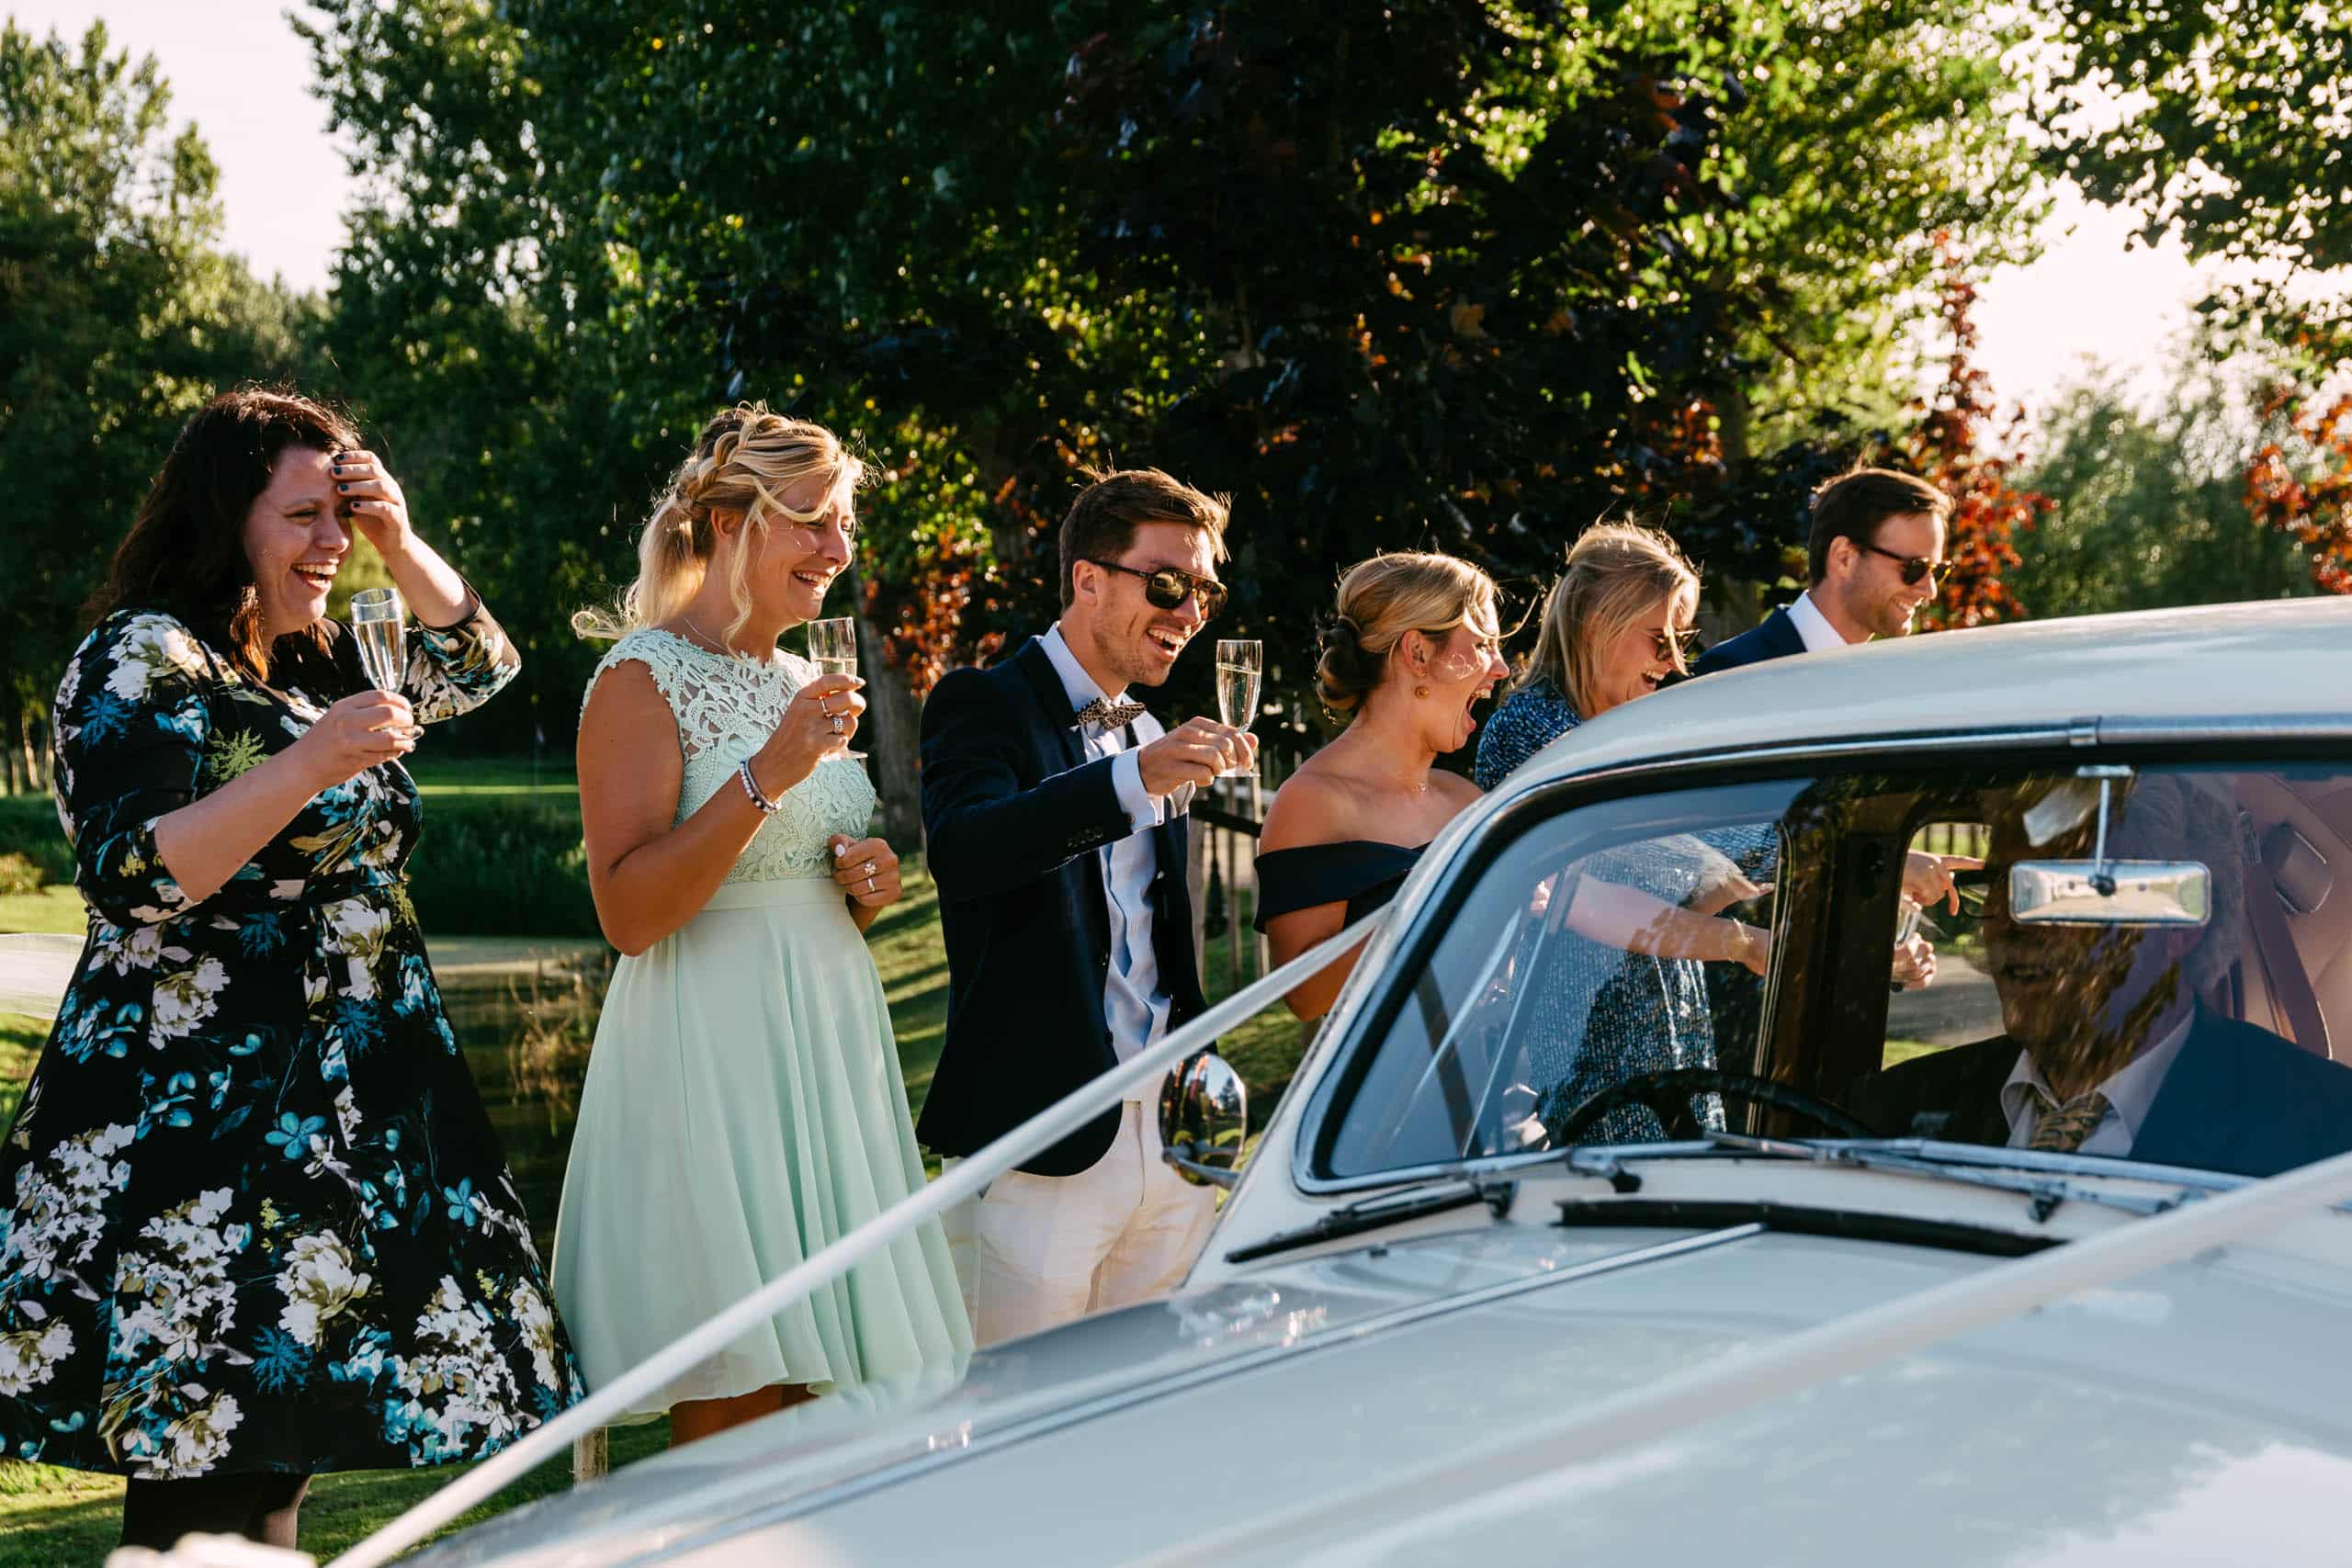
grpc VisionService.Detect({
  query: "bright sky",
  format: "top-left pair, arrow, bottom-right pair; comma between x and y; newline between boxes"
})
4,0 -> 2312,431
9,0 -> 347,291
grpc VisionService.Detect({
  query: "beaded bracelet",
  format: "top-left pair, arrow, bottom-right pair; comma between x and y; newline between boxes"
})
737,758 -> 782,816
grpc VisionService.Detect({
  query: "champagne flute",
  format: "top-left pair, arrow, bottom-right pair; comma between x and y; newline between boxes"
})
804,616 -> 865,761
1214,638 -> 1261,778
349,587 -> 406,694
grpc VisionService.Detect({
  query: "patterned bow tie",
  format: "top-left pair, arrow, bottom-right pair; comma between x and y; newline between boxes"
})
1074,696 -> 1148,733
2029,1087 -> 2112,1153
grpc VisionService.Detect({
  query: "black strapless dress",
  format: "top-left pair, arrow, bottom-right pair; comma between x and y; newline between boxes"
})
1253,840 -> 1428,931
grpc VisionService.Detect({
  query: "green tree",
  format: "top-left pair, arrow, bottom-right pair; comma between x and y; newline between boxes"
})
0,20 -> 321,792
2014,360 -> 2314,619
2041,3 -> 2352,595
2043,2 -> 2352,279
298,0 -> 2050,789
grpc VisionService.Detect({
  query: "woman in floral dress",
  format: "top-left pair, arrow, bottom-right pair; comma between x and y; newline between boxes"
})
0,389 -> 582,1551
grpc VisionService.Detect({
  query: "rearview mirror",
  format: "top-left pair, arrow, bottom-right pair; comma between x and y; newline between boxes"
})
2009,861 -> 2211,926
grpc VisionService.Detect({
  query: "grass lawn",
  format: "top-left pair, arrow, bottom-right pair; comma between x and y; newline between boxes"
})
0,886 -> 81,935
0,1422 -> 673,1567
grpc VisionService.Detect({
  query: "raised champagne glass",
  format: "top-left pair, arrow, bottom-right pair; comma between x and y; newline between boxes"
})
349,587 -> 406,694
1215,638 -> 1261,778
804,616 -> 865,761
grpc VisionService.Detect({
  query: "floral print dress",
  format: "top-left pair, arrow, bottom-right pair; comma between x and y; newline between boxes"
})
0,605 -> 584,1479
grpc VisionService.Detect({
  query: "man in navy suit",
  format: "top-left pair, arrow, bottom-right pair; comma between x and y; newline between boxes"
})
1695,468 -> 1952,676
920,468 -> 1254,1344
1849,774 -> 2352,1178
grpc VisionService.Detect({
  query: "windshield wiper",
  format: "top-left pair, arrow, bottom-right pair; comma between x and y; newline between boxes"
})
1225,1177 -> 1515,1265
1701,1130 -> 2195,1222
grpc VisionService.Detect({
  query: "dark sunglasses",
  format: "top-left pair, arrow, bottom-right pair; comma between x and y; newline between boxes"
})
1652,627 -> 1704,665
1086,559 -> 1228,619
1860,541 -> 1946,587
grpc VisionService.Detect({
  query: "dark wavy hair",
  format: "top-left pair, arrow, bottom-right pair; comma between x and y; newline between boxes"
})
85,387 -> 360,678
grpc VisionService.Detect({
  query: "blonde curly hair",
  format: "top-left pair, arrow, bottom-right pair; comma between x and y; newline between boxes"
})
575,403 -> 865,641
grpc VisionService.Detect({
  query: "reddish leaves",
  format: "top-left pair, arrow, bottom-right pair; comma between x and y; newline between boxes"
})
1894,235 -> 2053,630
2245,393 -> 2352,596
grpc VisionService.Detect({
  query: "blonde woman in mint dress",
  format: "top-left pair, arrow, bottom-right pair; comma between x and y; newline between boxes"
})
555,405 -> 969,1447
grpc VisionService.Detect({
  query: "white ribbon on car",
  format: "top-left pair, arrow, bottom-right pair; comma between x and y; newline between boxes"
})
319,910 -> 1396,1568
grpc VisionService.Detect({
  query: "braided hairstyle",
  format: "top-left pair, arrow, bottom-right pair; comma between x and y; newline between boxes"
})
574,403 -> 864,641
1314,552 -> 1499,717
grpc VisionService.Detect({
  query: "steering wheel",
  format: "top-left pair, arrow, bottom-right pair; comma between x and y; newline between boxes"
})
1547,1066 -> 1876,1145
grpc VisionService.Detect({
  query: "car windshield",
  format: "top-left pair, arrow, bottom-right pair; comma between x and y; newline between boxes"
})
1317,761 -> 2352,1184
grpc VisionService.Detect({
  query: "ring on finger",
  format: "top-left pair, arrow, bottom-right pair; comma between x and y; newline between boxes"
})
862,861 -> 876,877
831,715 -> 845,734
865,876 -> 876,896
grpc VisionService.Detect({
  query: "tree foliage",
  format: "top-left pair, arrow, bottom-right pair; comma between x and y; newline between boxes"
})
2015,358 -> 2314,619
0,21 -> 320,788
1893,237 -> 2052,630
2040,3 -> 2352,598
2042,1 -> 2352,278
298,0 -> 2049,772
2246,391 -> 2352,596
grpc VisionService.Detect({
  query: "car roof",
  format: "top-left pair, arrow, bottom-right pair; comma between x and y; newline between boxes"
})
1503,596 -> 2352,787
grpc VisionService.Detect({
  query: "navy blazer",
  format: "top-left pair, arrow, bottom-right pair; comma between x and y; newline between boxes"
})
917,637 -> 1205,1177
1846,1010 -> 2352,1179
1692,604 -> 1806,677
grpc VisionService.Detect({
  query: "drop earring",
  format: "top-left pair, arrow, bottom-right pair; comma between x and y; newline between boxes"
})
1413,682 -> 1430,699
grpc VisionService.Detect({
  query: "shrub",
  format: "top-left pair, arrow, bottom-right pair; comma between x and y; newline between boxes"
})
406,795 -> 598,938
0,796 -> 72,886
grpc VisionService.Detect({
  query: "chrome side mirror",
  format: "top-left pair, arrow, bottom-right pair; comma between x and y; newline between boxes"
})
1159,1050 -> 1249,1189
2010,861 -> 2211,926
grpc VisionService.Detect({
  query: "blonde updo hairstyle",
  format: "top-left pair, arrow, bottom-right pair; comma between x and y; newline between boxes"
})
1315,551 -> 1500,717
1522,522 -> 1700,719
574,403 -> 865,641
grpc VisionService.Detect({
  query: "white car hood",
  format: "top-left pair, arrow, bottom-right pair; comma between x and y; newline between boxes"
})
415,1218 -> 2352,1567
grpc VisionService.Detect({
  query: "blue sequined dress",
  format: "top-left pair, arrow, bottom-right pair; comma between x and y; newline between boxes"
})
1474,679 -> 1776,1143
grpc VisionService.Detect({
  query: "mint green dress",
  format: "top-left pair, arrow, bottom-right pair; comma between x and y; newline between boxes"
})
552,629 -> 970,1416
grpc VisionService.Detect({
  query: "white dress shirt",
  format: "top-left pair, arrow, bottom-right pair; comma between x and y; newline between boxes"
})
1785,589 -> 1852,653
1040,625 -> 1171,1062
1999,1008 -> 2197,1157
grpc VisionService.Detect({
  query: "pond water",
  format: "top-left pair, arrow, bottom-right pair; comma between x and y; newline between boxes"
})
442,962 -> 610,1261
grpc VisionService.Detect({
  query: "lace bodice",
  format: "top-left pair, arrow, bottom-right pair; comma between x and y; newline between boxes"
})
588,627 -> 876,884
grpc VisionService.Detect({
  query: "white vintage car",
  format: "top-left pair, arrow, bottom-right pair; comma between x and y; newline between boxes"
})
343,596 -> 2352,1568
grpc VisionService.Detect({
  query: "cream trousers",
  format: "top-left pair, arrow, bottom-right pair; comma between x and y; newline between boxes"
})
944,1100 -> 1217,1347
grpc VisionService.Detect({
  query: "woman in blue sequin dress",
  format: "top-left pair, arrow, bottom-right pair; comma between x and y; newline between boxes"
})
1474,525 -> 1779,1142
1476,524 -> 1949,1144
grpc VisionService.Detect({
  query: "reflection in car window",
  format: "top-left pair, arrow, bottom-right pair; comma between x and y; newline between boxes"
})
1884,822 -> 1998,1072
1320,765 -> 2352,1183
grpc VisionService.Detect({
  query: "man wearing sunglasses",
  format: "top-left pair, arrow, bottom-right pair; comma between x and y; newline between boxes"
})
1693,468 -> 1951,676
919,468 -> 1256,1346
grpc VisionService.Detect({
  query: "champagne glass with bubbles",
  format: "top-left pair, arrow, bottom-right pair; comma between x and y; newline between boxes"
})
1215,639 -> 1261,778
349,587 -> 405,694
805,617 -> 865,761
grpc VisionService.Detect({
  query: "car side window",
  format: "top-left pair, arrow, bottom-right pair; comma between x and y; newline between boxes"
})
1883,821 -> 2000,1072
1320,782 -> 1799,1179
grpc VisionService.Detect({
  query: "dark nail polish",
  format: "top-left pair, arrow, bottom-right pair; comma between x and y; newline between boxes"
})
338,483 -> 349,492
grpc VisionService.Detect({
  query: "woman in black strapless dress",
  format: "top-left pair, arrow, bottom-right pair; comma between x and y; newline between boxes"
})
1255,553 -> 1509,1021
